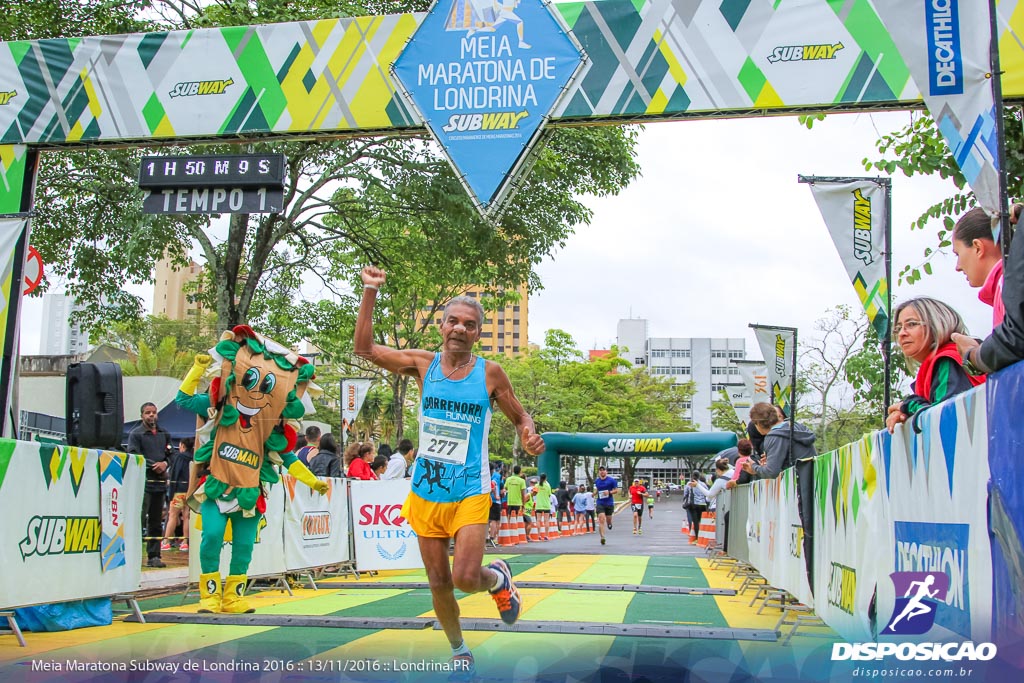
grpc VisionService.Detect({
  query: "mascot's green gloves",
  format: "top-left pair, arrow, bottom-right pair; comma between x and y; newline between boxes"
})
180,353 -> 213,395
288,461 -> 329,494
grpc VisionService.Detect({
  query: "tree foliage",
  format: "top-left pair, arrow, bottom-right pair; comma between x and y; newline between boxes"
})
15,0 -> 641,349
863,108 -> 1024,284
797,306 -> 908,454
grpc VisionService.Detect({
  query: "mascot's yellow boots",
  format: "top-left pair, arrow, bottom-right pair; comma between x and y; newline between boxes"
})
198,572 -> 222,613
221,575 -> 255,614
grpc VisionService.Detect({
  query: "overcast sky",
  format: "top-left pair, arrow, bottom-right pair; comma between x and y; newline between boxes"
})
19,110 -> 994,365
528,111 -> 995,361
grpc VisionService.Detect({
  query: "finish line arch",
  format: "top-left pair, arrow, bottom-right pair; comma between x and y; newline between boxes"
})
537,431 -> 737,484
1,1 -> 1023,431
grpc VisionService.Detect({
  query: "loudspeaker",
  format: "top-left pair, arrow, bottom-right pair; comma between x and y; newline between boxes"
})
66,362 -> 124,449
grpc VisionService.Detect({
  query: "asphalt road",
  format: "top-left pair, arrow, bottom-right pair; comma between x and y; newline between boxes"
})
505,497 -> 702,556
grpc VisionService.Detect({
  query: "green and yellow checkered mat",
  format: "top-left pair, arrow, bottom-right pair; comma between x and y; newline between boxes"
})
0,555 -> 839,682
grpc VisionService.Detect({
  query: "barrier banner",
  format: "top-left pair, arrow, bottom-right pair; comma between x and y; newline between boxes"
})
728,485 -> 749,564
282,475 -> 350,570
878,387 -> 992,642
747,467 -> 813,607
188,482 -> 286,581
0,440 -> 143,609
874,1 -> 1002,223
806,178 -> 890,339
812,434 -> 888,640
350,479 -> 422,571
751,325 -> 796,416
986,361 -> 1024,665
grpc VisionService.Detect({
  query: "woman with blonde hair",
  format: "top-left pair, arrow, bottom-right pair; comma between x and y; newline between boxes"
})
886,296 -> 985,433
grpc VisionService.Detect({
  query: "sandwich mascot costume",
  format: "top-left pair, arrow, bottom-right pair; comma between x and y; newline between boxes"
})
176,325 -> 328,613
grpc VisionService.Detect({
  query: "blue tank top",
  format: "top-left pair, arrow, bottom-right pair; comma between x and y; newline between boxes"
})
413,354 -> 492,503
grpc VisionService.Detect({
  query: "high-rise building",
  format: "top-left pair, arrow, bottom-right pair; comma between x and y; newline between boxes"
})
40,291 -> 88,356
616,318 -> 746,432
423,283 -> 529,356
154,256 -> 205,320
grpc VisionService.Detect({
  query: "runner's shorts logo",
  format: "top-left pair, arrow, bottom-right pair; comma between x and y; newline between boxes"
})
884,571 -> 949,635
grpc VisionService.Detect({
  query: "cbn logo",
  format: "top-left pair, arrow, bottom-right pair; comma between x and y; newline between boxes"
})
19,516 -> 101,560
0,90 -> 16,105
768,43 -> 844,63
442,110 -> 530,133
169,78 -> 234,98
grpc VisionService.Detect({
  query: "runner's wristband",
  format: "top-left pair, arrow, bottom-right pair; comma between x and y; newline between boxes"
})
364,285 -> 378,291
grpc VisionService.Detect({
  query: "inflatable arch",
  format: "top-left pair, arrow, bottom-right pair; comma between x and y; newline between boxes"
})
537,431 -> 737,484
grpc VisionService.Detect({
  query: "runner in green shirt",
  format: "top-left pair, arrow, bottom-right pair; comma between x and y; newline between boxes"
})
503,465 -> 527,516
531,473 -> 553,540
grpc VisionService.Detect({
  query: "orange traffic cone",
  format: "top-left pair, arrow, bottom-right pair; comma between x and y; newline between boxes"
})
529,521 -> 541,542
548,517 -> 560,539
516,512 -> 527,544
498,509 -> 515,546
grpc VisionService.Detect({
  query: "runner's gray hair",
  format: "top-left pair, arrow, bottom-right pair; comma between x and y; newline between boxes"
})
443,296 -> 484,324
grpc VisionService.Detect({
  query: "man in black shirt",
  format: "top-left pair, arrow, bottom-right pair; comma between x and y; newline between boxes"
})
127,402 -> 172,568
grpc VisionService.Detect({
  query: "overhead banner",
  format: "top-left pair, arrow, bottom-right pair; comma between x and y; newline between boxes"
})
732,360 -> 769,421
282,475 -> 350,570
350,479 -> 423,572
873,1 -> 1001,221
3,2 -> 1024,148
750,325 -> 796,417
391,0 -> 586,215
806,178 -> 890,339
0,441 -> 144,610
340,378 -> 372,438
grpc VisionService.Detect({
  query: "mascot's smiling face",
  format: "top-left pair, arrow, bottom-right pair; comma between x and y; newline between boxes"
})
231,346 -> 288,433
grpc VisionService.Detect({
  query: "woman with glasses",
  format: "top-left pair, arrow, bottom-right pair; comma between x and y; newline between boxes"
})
886,296 -> 986,433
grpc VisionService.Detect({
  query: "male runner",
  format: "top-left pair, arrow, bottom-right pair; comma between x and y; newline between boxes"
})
355,265 -> 545,677
593,466 -> 619,545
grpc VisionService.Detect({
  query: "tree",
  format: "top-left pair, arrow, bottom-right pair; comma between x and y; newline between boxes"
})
710,389 -> 746,436
19,1 -> 642,350
797,306 -> 909,454
863,108 -> 1024,283
118,337 -> 194,378
484,333 -> 695,483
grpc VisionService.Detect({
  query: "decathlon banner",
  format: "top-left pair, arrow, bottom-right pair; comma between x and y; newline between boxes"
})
750,325 -> 796,416
878,385 -> 992,642
0,441 -> 144,610
188,482 -> 286,581
350,478 -> 422,572
806,178 -> 890,339
873,1 -> 1001,222
812,434 -> 888,640
340,378 -> 372,440
282,475 -> 350,570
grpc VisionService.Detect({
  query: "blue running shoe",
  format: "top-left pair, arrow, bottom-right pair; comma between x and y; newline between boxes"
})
448,652 -> 475,682
487,559 -> 521,625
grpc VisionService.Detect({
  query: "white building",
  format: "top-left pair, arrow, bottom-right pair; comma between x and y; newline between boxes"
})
616,318 -> 746,432
40,292 -> 88,356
